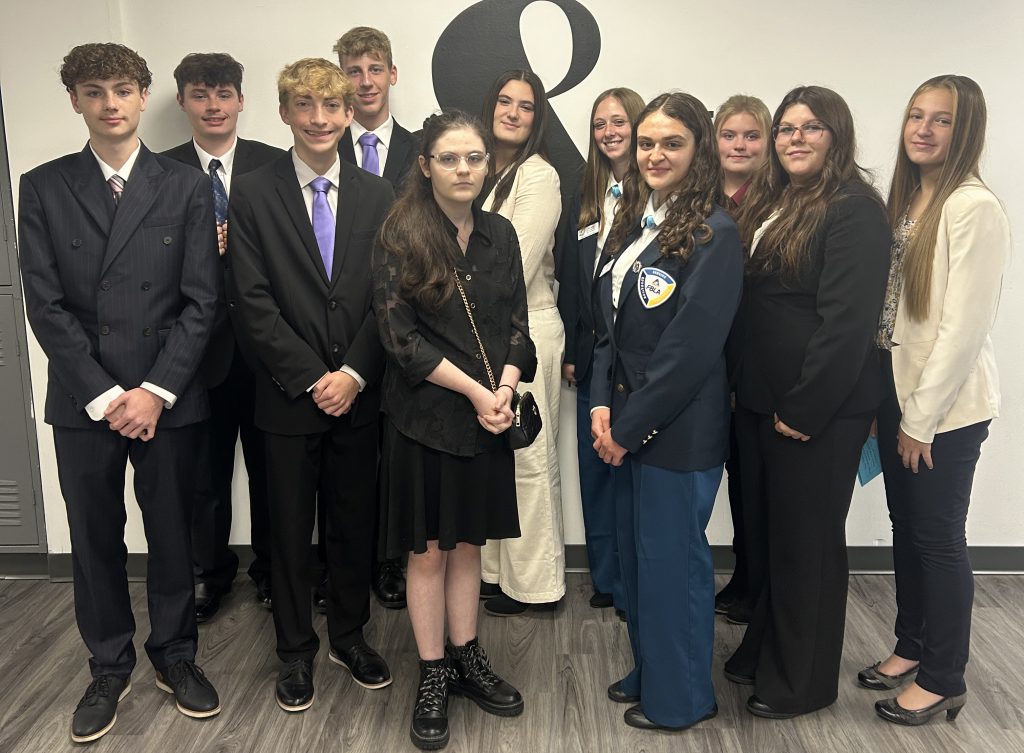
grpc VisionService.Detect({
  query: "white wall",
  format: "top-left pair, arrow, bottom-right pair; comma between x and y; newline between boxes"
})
2,0 -> 1021,555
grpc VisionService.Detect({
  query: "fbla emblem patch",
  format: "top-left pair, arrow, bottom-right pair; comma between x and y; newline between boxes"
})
637,267 -> 676,309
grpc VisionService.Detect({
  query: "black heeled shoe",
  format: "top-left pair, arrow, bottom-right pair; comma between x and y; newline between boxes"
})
875,693 -> 966,726
857,661 -> 918,690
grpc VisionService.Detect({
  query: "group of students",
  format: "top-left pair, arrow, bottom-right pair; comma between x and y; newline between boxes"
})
15,24 -> 1007,753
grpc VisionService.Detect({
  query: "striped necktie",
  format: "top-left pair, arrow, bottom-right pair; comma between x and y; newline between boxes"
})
108,174 -> 125,206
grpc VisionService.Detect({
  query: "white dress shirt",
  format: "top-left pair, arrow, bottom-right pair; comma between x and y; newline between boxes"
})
610,193 -> 669,314
84,142 -> 177,421
193,138 -> 237,195
349,115 -> 394,174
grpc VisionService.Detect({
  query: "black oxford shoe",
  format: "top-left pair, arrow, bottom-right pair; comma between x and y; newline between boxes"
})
373,559 -> 407,609
607,680 -> 639,704
276,659 -> 314,712
746,695 -> 798,719
624,703 -> 718,731
71,675 -> 131,743
194,582 -> 224,623
329,641 -> 392,689
155,659 -> 220,718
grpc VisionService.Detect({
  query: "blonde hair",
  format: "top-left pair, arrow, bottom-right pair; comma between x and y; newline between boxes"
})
333,27 -> 393,68
277,57 -> 353,107
579,88 -> 645,231
714,94 -> 771,142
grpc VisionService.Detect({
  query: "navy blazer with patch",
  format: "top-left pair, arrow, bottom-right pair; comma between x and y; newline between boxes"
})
18,143 -> 219,429
591,206 -> 743,472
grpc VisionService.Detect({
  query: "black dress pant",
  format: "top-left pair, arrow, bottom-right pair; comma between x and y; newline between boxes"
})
877,351 -> 988,697
53,425 -> 200,678
192,351 -> 271,592
723,410 -> 750,597
265,415 -> 377,662
726,406 -> 872,713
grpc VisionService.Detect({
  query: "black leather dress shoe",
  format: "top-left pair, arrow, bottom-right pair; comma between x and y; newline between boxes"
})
589,591 -> 614,609
857,661 -> 918,690
329,641 -> 392,689
155,660 -> 220,718
746,695 -> 798,719
484,593 -> 558,616
253,575 -> 272,610
607,680 -> 639,704
725,601 -> 751,626
373,559 -> 407,609
875,693 -> 966,725
314,574 -> 328,615
71,675 -> 131,743
276,659 -> 314,712
624,703 -> 718,731
194,582 -> 225,623
410,658 -> 452,750
714,583 -> 744,615
446,638 -> 523,716
724,668 -> 755,685
479,580 -> 501,599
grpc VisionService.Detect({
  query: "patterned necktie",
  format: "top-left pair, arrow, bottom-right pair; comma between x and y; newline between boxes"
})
108,174 -> 124,206
610,183 -> 622,199
208,158 -> 229,224
310,176 -> 335,278
358,132 -> 380,176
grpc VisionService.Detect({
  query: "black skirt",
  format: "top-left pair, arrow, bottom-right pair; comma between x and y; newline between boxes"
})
379,419 -> 521,558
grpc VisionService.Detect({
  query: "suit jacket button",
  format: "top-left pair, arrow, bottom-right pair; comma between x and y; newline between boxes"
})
465,274 -> 472,281
616,383 -> 625,393
143,327 -> 152,336
141,281 -> 151,291
329,299 -> 337,310
332,343 -> 340,354
100,325 -> 110,335
71,239 -> 83,248
100,280 -> 111,290
163,236 -> 173,245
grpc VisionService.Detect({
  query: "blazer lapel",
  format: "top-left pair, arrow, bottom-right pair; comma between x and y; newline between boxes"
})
330,162 -> 359,287
233,138 -> 253,174
338,127 -> 357,167
102,144 -> 163,275
383,122 -> 412,184
614,236 -> 662,335
274,156 -> 330,286
62,145 -> 114,236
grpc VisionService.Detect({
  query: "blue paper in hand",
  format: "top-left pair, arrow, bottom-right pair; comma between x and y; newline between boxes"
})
858,435 -> 882,486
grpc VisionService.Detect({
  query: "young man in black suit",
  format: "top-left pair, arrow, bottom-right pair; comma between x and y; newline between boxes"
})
228,57 -> 394,712
333,25 -> 415,609
18,43 -> 221,743
162,53 -> 285,622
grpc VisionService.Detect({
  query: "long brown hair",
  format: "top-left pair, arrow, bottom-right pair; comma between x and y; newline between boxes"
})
377,110 -> 492,311
737,86 -> 877,280
605,92 -> 722,262
579,88 -> 645,231
888,75 -> 987,320
480,69 -> 550,213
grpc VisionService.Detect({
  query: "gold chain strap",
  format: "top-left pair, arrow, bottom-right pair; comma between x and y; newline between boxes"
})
453,270 -> 497,392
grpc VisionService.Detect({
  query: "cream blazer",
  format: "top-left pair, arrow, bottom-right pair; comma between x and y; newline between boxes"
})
891,179 -> 1010,443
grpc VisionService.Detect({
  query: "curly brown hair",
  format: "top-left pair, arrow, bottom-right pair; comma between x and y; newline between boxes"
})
60,43 -> 152,92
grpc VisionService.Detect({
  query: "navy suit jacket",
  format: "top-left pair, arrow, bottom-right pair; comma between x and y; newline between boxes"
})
18,143 -> 219,428
228,152 -> 393,435
338,118 -> 417,187
557,192 -> 602,382
161,137 -> 286,387
591,207 -> 743,472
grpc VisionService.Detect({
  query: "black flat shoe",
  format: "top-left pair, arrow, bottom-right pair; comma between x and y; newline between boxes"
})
624,703 -> 718,731
479,580 -> 501,600
446,638 -> 523,716
483,593 -> 557,616
724,668 -> 755,685
589,591 -> 614,609
875,693 -> 966,726
410,658 -> 451,750
71,675 -> 131,743
329,641 -> 392,689
746,695 -> 798,719
857,661 -> 918,690
607,680 -> 639,704
373,559 -> 407,609
276,659 -> 314,712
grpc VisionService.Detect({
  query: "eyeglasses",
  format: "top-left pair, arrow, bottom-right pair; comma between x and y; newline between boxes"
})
429,152 -> 489,171
772,122 -> 829,142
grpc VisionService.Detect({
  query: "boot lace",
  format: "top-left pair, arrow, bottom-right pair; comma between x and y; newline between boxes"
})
415,663 -> 451,716
461,643 -> 501,691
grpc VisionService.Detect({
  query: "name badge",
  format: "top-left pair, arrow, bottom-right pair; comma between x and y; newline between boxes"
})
578,222 -> 600,241
637,267 -> 676,309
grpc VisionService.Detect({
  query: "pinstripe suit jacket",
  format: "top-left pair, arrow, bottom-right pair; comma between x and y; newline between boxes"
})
18,143 -> 219,429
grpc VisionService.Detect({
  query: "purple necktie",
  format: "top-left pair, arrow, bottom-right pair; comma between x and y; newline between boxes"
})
310,176 -> 335,278
358,132 -> 380,176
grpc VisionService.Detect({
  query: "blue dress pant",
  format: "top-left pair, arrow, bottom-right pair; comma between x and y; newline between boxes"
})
878,351 -> 989,697
615,456 -> 720,726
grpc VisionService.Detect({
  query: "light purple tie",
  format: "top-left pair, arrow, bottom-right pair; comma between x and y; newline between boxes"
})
358,132 -> 380,176
310,176 -> 335,278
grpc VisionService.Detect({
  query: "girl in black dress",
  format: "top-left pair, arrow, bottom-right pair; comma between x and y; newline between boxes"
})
371,110 -> 537,750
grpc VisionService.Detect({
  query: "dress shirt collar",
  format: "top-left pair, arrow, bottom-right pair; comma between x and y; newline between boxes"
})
350,115 -> 394,150
639,192 -> 670,231
441,203 -> 493,247
292,149 -> 341,189
91,141 -> 142,182
193,137 -> 237,174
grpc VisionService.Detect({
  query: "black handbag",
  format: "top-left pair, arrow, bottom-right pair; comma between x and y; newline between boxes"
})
453,270 -> 542,450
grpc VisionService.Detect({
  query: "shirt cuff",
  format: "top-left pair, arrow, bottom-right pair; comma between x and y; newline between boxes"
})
590,405 -> 609,415
141,382 -> 177,408
340,365 -> 366,392
307,372 -> 331,393
84,385 -> 125,421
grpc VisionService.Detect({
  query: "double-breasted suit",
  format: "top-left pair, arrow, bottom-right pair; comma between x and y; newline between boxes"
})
591,205 -> 743,727
162,137 -> 285,597
228,152 -> 393,660
18,143 -> 219,677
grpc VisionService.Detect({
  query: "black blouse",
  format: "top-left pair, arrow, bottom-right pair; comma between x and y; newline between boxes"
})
371,207 -> 537,456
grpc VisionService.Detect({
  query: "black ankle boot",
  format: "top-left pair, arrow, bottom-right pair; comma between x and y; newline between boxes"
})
410,658 -> 451,750
445,638 -> 524,716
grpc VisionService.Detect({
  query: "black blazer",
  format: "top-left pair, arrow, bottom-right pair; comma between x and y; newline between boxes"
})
338,119 -> 418,187
160,137 -> 286,387
557,192 -> 602,382
591,207 -> 744,472
734,181 -> 890,436
227,152 -> 394,435
18,143 -> 219,429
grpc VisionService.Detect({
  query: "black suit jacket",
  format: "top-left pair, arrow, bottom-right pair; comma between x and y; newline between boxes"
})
18,143 -> 219,428
228,152 -> 394,435
338,118 -> 418,187
734,181 -> 890,436
161,137 -> 286,387
557,192 -> 602,382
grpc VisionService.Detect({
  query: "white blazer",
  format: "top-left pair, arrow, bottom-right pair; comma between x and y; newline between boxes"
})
891,178 -> 1010,443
